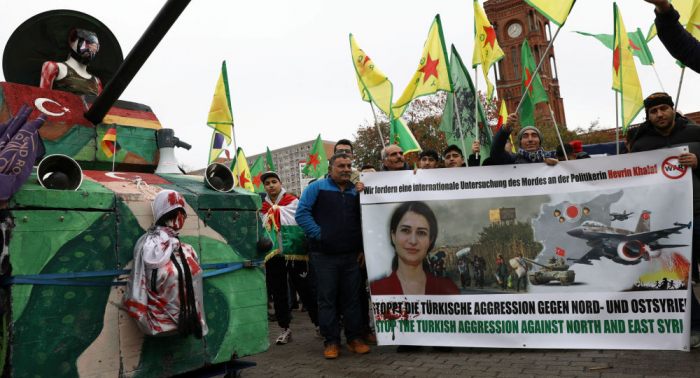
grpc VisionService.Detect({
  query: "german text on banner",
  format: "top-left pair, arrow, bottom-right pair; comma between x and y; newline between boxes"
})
360,148 -> 693,350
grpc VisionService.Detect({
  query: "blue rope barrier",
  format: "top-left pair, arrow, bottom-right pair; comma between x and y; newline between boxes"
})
0,260 -> 264,287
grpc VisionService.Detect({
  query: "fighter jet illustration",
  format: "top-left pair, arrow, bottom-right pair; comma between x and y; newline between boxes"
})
610,210 -> 634,221
566,210 -> 691,265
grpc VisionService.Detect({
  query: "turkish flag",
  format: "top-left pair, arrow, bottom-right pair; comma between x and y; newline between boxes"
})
0,82 -> 93,142
556,247 -> 566,257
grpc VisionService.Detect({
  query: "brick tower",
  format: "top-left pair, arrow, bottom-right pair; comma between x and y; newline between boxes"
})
484,0 -> 566,126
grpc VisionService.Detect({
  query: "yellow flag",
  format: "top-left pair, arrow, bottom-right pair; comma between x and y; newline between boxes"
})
350,34 -> 394,119
392,15 -> 452,119
230,148 -> 255,192
472,0 -> 505,101
207,61 -> 233,145
646,0 -> 694,41
524,0 -> 576,27
686,0 -> 700,39
613,3 -> 644,132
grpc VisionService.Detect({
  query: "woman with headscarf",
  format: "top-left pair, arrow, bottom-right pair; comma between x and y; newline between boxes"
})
123,190 -> 207,338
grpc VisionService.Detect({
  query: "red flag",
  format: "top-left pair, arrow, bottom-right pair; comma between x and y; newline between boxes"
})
556,247 -> 566,257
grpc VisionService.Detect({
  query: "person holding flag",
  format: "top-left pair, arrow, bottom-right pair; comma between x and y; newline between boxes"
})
490,113 -> 557,166
646,0 -> 700,72
260,171 -> 320,345
296,152 -> 369,359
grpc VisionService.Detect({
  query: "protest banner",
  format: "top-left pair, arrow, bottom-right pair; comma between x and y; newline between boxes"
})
360,147 -> 693,351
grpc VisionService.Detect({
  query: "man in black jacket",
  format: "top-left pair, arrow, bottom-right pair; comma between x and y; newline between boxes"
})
646,0 -> 700,73
630,92 -> 700,346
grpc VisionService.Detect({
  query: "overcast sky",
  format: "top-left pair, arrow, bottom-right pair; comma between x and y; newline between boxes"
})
1,0 -> 698,170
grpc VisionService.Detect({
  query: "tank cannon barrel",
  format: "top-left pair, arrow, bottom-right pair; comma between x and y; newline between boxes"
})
84,0 -> 191,124
523,258 -> 547,268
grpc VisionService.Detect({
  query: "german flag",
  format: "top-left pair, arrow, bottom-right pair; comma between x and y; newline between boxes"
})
101,124 -> 120,158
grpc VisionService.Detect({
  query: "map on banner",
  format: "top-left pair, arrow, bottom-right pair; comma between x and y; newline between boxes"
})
360,148 -> 693,351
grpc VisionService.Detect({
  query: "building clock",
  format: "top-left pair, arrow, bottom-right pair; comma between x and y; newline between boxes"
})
507,23 -> 522,38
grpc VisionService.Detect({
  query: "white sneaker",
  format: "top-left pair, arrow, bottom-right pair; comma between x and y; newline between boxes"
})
276,328 -> 292,345
315,326 -> 325,340
691,330 -> 700,348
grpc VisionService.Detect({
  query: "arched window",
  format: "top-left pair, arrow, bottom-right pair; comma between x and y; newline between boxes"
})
499,60 -> 506,81
546,23 -> 552,41
512,47 -> 520,78
527,11 -> 534,31
494,60 -> 500,81
550,55 -> 558,80
533,45 -> 540,69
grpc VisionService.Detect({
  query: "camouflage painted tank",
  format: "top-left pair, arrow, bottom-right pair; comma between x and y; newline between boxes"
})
525,257 -> 576,286
0,4 -> 269,378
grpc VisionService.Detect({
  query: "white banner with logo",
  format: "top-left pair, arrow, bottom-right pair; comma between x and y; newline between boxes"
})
360,148 -> 693,350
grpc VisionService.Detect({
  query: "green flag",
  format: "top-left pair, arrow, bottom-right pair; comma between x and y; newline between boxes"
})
302,134 -> 328,179
265,147 -> 275,172
574,29 -> 654,65
438,44 -> 492,164
250,156 -> 265,193
520,39 -> 550,127
389,118 -> 421,154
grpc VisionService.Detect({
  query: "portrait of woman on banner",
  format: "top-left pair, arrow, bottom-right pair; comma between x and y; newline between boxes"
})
370,201 -> 460,295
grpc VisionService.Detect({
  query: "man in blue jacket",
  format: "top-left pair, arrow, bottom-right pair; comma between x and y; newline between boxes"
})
296,153 -> 370,359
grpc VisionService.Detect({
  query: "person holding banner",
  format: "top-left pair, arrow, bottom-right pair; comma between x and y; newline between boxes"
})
418,149 -> 440,169
490,114 -> 558,166
443,145 -> 467,168
380,145 -> 410,171
370,201 -> 460,296
629,92 -> 700,346
645,0 -> 700,73
296,153 -> 370,359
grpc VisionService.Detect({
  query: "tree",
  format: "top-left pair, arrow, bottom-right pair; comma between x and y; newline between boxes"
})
352,93 -> 447,169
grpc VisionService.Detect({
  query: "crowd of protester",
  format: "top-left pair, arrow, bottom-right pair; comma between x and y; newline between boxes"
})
259,1 -> 700,357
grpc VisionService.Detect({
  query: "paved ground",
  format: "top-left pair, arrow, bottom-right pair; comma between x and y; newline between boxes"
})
241,288 -> 700,378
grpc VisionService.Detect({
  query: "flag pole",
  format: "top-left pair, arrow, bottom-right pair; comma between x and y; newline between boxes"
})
515,26 -> 562,115
370,102 -> 387,148
452,94 -> 469,161
615,91 -> 620,155
675,67 -> 685,114
474,68 -> 480,160
548,106 -> 567,161
651,63 -> 666,93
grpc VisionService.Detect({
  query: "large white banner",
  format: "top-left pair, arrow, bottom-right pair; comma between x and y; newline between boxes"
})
360,148 -> 694,351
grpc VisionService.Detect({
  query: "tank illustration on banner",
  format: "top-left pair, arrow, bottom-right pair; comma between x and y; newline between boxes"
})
524,257 -> 576,286
0,4 -> 269,378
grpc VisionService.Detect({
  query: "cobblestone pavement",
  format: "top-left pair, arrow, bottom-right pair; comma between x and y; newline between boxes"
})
241,287 -> 700,378
242,314 -> 699,377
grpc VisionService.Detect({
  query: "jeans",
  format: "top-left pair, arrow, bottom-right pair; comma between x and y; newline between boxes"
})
310,251 -> 362,346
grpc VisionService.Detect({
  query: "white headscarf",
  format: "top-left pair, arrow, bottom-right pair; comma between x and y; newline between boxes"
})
142,190 -> 188,268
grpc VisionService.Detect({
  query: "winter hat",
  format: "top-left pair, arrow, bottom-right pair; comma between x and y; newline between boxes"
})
518,126 -> 543,146
644,92 -> 674,116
